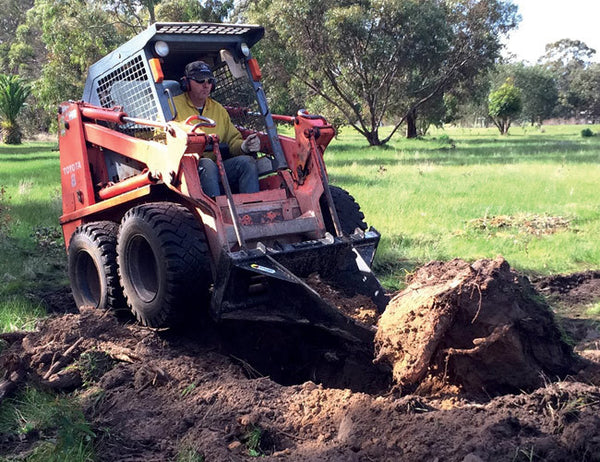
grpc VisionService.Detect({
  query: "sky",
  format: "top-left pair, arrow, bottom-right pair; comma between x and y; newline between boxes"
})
503,0 -> 600,63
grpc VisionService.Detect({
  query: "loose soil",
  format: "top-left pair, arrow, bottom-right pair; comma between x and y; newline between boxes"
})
1,258 -> 600,462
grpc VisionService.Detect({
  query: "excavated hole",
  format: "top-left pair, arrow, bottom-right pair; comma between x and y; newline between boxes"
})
171,318 -> 392,395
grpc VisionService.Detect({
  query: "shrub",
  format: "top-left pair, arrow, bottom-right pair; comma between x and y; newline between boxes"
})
438,133 -> 453,145
581,128 -> 594,137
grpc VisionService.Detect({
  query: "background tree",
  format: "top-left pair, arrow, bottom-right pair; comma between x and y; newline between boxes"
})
0,74 -> 31,144
11,0 -> 126,130
99,0 -> 161,34
245,0 -> 519,145
517,65 -> 558,125
405,0 -> 520,137
568,63 -> 600,123
538,39 -> 596,119
488,78 -> 522,134
492,63 -> 558,125
0,0 -> 35,73
156,0 -> 233,22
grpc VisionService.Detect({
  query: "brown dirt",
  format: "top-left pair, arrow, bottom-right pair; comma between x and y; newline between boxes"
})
1,258 -> 600,461
375,257 -> 579,397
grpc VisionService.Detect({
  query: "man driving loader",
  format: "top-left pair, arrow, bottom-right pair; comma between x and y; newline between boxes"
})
172,60 -> 260,197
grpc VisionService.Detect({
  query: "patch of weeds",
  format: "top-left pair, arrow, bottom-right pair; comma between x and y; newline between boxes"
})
581,128 -> 594,137
0,185 -> 12,237
181,382 -> 197,398
243,425 -> 263,456
0,296 -> 46,333
436,133 -> 455,148
176,445 -> 205,462
77,350 -> 115,386
0,385 -> 95,461
467,213 -> 571,237
31,226 -> 63,251
543,390 -> 596,434
241,424 -> 274,457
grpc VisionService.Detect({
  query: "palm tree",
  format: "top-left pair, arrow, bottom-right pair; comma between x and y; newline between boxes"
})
0,74 -> 31,144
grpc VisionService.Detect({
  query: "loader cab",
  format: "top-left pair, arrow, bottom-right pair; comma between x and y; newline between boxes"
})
82,23 -> 285,178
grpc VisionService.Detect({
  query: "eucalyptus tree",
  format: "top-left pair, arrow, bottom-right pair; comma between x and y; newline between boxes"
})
245,0 -> 519,144
9,0 -> 125,125
568,63 -> 600,123
156,0 -> 234,22
539,39 -> 596,118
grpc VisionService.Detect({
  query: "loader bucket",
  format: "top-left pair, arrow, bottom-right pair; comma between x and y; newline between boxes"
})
210,229 -> 389,344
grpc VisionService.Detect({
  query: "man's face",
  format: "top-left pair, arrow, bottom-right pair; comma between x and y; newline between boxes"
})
189,78 -> 213,101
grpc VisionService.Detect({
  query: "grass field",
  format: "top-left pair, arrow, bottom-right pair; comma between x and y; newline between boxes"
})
325,124 -> 600,288
0,141 -> 64,333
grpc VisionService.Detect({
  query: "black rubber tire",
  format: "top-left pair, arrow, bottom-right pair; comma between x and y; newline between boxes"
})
117,202 -> 212,327
321,185 -> 368,235
68,221 -> 125,311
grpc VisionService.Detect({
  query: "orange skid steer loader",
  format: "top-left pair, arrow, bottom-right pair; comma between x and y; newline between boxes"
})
59,22 -> 388,343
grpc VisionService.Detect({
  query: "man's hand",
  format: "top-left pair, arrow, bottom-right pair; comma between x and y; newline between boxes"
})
241,133 -> 260,153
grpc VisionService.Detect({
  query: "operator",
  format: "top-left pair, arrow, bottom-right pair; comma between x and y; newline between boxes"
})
172,60 -> 260,197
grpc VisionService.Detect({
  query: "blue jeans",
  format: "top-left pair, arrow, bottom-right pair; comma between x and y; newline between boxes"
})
198,155 -> 259,197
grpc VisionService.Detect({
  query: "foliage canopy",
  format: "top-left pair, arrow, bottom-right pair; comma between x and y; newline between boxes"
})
246,0 -> 519,145
488,78 -> 522,134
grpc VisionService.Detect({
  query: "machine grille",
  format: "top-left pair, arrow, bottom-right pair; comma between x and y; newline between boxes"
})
96,54 -> 159,135
212,64 -> 265,133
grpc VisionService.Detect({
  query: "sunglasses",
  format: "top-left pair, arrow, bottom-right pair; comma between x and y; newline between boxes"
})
192,78 -> 214,85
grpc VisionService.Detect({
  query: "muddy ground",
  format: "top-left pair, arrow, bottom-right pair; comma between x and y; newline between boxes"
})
1,259 -> 600,462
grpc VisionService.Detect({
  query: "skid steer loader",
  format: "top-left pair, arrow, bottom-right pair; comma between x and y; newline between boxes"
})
58,22 -> 388,344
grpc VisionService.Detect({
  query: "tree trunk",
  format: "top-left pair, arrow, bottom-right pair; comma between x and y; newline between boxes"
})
365,130 -> 382,146
405,109 -> 418,139
2,123 -> 22,145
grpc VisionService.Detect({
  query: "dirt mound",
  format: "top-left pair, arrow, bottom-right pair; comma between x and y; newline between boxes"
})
375,257 -> 579,396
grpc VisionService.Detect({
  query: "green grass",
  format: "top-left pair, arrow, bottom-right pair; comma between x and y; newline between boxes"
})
0,142 -> 65,333
0,296 -> 46,333
0,386 -> 95,461
326,124 -> 600,288
586,302 -> 600,317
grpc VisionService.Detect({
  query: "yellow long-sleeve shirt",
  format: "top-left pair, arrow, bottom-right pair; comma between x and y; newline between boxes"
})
172,93 -> 244,160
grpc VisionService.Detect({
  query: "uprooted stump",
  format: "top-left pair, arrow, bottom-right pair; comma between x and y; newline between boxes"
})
374,257 -> 580,396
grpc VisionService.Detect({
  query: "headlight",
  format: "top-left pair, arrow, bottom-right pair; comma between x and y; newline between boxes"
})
154,41 -> 170,57
240,42 -> 250,57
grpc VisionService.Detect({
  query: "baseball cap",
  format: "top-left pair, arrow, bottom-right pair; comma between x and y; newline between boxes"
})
185,61 -> 214,81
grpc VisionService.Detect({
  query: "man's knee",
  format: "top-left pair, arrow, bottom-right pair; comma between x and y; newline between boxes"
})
198,157 -> 218,174
237,155 -> 258,173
